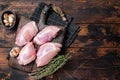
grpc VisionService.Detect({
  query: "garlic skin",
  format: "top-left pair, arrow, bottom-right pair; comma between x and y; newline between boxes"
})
8,15 -> 14,23
3,20 -> 9,26
10,47 -> 20,58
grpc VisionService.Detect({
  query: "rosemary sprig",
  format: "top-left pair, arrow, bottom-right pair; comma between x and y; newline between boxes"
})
28,52 -> 72,79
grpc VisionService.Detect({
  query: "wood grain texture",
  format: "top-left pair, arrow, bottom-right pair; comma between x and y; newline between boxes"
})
0,0 -> 120,80
62,0 -> 120,23
71,24 -> 120,48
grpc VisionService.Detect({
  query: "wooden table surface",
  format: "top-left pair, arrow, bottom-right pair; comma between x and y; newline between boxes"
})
0,0 -> 120,80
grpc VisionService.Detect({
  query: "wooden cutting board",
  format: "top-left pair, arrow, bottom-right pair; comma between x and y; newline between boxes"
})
8,15 -> 66,72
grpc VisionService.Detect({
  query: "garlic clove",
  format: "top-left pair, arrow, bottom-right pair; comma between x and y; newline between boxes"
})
10,47 -> 20,58
3,13 -> 8,19
9,14 -> 15,18
3,19 -> 9,23
8,15 -> 14,23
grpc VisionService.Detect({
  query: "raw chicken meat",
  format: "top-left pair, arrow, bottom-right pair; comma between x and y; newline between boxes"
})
33,26 -> 60,45
17,42 -> 36,65
15,21 -> 38,46
36,42 -> 62,67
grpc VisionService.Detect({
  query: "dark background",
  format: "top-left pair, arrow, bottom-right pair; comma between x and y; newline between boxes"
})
0,0 -> 120,80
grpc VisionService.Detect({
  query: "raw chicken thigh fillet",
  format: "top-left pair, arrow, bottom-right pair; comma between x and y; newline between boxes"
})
17,42 -> 36,65
15,22 -> 62,66
34,26 -> 60,45
15,21 -> 38,46
36,42 -> 62,67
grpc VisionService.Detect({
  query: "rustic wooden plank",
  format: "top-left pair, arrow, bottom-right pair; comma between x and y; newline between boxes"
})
54,66 -> 120,80
71,36 -> 120,48
78,24 -> 120,36
71,23 -> 120,48
62,0 -> 120,23
67,47 -> 120,58
70,36 -> 120,48
0,48 -> 9,69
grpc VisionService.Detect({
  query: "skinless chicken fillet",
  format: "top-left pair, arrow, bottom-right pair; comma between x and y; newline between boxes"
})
33,26 -> 60,45
36,42 -> 62,67
15,21 -> 38,46
17,42 -> 36,65
16,23 -> 62,66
